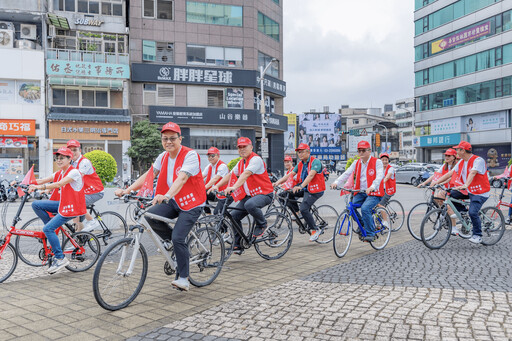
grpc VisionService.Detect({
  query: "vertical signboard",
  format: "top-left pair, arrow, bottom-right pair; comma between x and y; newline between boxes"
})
298,113 -> 342,160
284,113 -> 296,154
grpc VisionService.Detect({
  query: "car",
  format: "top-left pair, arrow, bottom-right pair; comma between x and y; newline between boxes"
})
395,165 -> 434,185
488,173 -> 506,188
336,162 -> 347,175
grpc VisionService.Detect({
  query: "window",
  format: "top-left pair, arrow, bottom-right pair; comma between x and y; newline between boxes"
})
157,42 -> 174,63
143,83 -> 157,105
143,84 -> 175,106
186,45 -> 242,67
258,12 -> 279,41
207,90 -> 224,107
272,0 -> 279,4
52,30 -> 128,54
187,86 -> 243,108
56,0 -> 123,16
53,89 -> 66,105
258,52 -> 279,77
142,40 -> 156,62
186,1 -> 242,27
143,0 -> 173,19
415,0 -> 437,10
52,87 -> 117,108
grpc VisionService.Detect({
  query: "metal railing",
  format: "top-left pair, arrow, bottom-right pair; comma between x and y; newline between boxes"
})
46,49 -> 129,64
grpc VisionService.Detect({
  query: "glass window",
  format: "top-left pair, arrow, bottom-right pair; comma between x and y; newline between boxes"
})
465,54 -> 477,73
186,2 -> 242,27
144,0 -> 155,17
65,0 -> 75,11
96,91 -> 108,107
187,45 -> 205,64
143,84 -> 157,105
110,91 -> 123,108
67,89 -> 79,106
272,0 -> 279,4
82,90 -> 94,106
78,0 -> 88,12
113,3 -> 122,16
142,40 -> 156,61
89,1 -> 99,14
53,89 -> 66,106
258,51 -> 279,77
503,44 -> 512,63
207,89 -> 224,107
102,2 -> 112,15
157,0 -> 173,19
258,12 -> 280,41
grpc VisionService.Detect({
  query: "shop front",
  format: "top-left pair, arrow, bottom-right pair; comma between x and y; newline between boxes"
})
48,119 -> 131,178
0,119 -> 37,180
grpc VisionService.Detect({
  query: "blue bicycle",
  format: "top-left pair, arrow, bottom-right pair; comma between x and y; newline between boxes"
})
333,188 -> 392,258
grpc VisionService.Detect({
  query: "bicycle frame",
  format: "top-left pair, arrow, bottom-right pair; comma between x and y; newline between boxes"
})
337,192 -> 383,238
444,193 -> 472,232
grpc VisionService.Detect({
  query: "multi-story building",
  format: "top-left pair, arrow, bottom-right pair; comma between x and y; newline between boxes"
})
414,0 -> 512,171
45,0 -> 132,178
129,0 -> 287,170
0,2 -> 48,178
395,97 -> 416,162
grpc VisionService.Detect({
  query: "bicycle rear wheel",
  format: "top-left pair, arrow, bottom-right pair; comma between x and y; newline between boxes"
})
370,207 -> 392,250
254,211 -> 293,260
97,211 -> 128,248
313,205 -> 338,244
333,210 -> 352,258
420,208 -> 451,250
62,231 -> 100,272
188,227 -> 225,287
480,206 -> 505,246
93,237 -> 148,311
407,202 -> 432,241
387,200 -> 405,232
15,217 -> 48,267
0,242 -> 18,283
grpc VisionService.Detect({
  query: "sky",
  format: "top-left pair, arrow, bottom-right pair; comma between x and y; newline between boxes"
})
282,1 -> 415,114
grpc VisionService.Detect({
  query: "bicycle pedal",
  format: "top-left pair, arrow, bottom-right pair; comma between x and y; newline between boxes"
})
234,249 -> 244,255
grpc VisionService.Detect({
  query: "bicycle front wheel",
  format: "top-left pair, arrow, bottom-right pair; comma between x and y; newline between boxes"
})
93,237 -> 148,311
313,205 -> 338,244
254,211 -> 293,260
15,217 -> 48,267
370,207 -> 392,250
188,227 -> 225,287
387,200 -> 405,232
420,209 -> 451,250
407,202 -> 432,241
480,206 -> 505,246
333,210 -> 353,258
97,211 -> 128,248
62,231 -> 100,272
0,242 -> 18,283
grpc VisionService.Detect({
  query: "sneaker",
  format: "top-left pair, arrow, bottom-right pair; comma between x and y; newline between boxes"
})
252,225 -> 268,238
171,277 -> 190,291
47,257 -> 70,274
363,235 -> 375,242
506,216 -> 511,225
451,226 -> 459,236
82,219 -> 100,232
309,229 -> 321,242
468,235 -> 482,244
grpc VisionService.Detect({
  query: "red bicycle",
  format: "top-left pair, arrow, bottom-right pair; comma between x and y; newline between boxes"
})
492,177 -> 512,224
0,185 -> 100,283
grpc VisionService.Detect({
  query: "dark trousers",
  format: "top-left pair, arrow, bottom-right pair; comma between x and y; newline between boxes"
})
214,196 -> 233,215
144,199 -> 202,278
231,194 -> 273,246
450,190 -> 469,213
203,192 -> 217,214
298,191 -> 323,230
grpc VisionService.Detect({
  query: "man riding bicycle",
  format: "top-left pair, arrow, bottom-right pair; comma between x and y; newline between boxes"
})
433,141 -> 490,244
331,141 -> 384,241
203,147 -> 230,215
273,143 -> 326,242
209,137 -> 273,251
115,121 -> 206,291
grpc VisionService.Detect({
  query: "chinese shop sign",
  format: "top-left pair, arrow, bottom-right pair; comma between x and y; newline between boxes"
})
46,60 -> 130,79
0,119 -> 36,136
431,21 -> 491,55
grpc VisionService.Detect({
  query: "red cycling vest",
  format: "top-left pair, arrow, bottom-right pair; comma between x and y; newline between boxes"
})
454,155 -> 490,195
281,168 -> 299,190
49,166 -> 87,217
379,164 -> 396,195
155,147 -> 206,210
205,160 -> 228,199
76,156 -> 104,194
354,157 -> 384,197
237,152 -> 273,197
296,157 -> 326,194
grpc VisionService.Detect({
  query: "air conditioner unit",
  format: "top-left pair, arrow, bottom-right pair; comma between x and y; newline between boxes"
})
20,24 -> 37,40
48,25 -> 56,38
0,29 -> 14,48
0,21 -> 14,31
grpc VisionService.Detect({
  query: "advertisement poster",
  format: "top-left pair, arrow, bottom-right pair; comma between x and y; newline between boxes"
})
431,21 -> 491,55
415,125 -> 431,136
431,117 -> 461,135
0,137 -> 28,148
17,82 -> 41,104
472,145 -> 511,169
380,142 -> 391,154
0,80 -> 15,103
348,134 -> 373,153
225,88 -> 244,108
463,112 -> 508,132
298,113 -> 342,158
284,113 -> 296,154
0,159 -> 24,175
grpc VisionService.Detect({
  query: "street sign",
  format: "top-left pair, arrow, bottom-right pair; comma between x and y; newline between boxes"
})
375,133 -> 381,147
261,137 -> 269,158
360,128 -> 367,136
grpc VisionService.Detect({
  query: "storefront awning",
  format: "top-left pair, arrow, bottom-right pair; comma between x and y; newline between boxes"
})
49,77 -> 123,89
47,14 -> 70,30
48,113 -> 131,123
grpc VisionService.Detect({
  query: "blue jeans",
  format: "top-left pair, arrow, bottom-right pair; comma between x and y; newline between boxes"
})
32,200 -> 75,260
352,193 -> 381,236
468,193 -> 488,237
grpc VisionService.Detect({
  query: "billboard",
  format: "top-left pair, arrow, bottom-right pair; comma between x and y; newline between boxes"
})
473,145 -> 512,170
298,113 -> 342,159
284,114 -> 296,154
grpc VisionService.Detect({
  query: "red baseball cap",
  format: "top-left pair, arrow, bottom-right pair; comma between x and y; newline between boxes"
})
237,137 -> 252,147
444,148 -> 457,156
284,156 -> 293,161
207,147 -> 220,155
379,153 -> 390,159
452,141 -> 472,150
66,139 -> 80,148
161,121 -> 181,134
53,147 -> 73,158
357,141 -> 371,149
295,143 -> 310,151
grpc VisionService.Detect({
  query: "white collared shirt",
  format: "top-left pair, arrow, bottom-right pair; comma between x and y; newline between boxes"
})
335,156 -> 384,191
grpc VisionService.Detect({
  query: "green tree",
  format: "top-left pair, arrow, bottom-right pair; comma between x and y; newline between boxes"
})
126,120 -> 163,174
345,156 -> 359,170
227,157 -> 242,170
508,158 -> 512,167
84,150 -> 117,184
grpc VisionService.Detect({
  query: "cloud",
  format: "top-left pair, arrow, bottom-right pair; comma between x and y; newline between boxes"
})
283,1 -> 415,113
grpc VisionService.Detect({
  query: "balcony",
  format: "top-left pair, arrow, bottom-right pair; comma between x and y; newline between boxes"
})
46,49 -> 129,65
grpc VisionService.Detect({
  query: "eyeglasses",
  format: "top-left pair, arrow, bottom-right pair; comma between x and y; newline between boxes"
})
296,149 -> 308,154
357,149 -> 369,153
161,136 -> 179,143
207,154 -> 216,158
54,156 -> 68,161
69,148 -> 79,152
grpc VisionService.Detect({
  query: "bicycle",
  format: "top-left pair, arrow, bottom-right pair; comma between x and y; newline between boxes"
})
92,193 -> 225,311
333,188 -> 392,258
196,190 -> 293,261
15,202 -> 127,266
0,185 -> 100,283
491,177 -> 512,224
270,187 -> 337,244
383,199 -> 404,232
407,186 -> 444,240
420,185 -> 505,249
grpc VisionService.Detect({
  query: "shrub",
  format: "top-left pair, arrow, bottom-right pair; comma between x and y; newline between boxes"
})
227,157 -> 242,170
508,158 -> 512,167
84,150 -> 117,184
346,156 -> 359,170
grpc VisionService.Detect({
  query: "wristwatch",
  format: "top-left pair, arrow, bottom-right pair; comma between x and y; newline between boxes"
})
164,194 -> 171,200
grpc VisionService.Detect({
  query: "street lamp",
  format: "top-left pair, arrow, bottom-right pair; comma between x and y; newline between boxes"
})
259,57 -> 277,163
